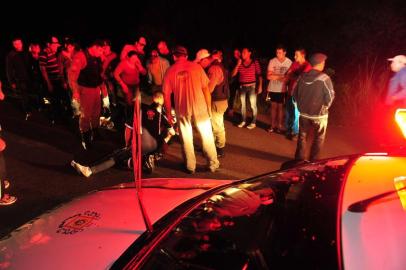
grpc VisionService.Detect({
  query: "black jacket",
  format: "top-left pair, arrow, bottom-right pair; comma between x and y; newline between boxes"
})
293,69 -> 335,119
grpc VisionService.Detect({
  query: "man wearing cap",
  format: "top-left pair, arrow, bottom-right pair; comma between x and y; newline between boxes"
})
68,40 -> 109,150
293,53 -> 335,161
196,49 -> 229,158
163,46 -> 219,173
385,55 -> 406,107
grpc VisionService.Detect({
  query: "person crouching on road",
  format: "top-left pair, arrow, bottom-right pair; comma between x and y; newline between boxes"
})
293,53 -> 335,161
68,40 -> 110,150
71,91 -> 175,177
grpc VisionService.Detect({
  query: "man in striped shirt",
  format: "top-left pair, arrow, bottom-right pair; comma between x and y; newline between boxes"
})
231,47 -> 263,129
39,36 -> 69,123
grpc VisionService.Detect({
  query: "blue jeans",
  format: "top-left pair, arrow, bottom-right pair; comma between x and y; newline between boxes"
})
239,85 -> 257,123
285,96 -> 299,134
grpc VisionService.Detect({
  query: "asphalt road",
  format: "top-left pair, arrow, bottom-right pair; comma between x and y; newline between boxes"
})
0,99 -> 381,238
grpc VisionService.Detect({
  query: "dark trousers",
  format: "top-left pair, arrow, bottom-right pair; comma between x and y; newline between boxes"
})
48,80 -> 72,122
89,127 -> 158,174
295,116 -> 328,161
228,80 -> 239,111
15,80 -> 33,114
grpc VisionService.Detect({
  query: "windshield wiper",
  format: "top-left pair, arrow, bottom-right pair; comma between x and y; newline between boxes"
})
348,185 -> 406,213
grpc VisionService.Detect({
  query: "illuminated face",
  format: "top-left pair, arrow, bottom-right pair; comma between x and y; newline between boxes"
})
241,48 -> 251,61
276,49 -> 286,61
294,51 -> 305,63
200,57 -> 211,68
391,61 -> 405,72
233,49 -> 241,59
153,94 -> 164,106
92,46 -> 104,58
157,41 -> 169,55
66,44 -> 75,53
30,44 -> 41,54
136,37 -> 147,52
103,45 -> 111,55
12,39 -> 23,51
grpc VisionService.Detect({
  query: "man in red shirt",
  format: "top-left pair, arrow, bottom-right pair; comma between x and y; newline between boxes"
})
285,48 -> 312,140
68,40 -> 109,150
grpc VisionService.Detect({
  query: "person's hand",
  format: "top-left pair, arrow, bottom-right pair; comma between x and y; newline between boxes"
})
71,99 -> 81,116
168,127 -> 176,136
166,113 -> 174,126
0,138 -> 6,152
237,58 -> 242,66
256,86 -> 262,95
121,83 -> 129,94
102,96 -> 110,109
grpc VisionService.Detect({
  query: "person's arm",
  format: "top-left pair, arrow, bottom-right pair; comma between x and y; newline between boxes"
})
323,77 -> 335,109
0,81 -> 4,100
163,73 -> 174,125
134,55 -> 147,75
120,45 -> 129,61
255,60 -> 263,94
67,52 -> 86,101
207,65 -> 223,93
231,58 -> 242,77
202,85 -> 212,116
113,62 -> 129,93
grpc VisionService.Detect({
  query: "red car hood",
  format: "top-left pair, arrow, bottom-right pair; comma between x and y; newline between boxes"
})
0,178 -> 232,269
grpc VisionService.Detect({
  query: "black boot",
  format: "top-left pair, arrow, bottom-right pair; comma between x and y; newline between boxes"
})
216,147 -> 225,158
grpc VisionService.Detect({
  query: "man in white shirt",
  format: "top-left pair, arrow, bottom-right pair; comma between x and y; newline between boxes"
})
266,45 -> 292,133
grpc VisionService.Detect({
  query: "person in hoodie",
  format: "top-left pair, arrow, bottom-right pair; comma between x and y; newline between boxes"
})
293,53 -> 335,161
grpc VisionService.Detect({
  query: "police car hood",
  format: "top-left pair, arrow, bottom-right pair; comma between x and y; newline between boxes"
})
0,178 -> 232,270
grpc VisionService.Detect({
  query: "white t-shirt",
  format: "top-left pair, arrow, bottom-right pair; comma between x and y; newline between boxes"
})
267,57 -> 292,93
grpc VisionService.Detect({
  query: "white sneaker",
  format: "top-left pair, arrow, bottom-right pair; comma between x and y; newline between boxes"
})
237,121 -> 246,128
246,123 -> 256,129
71,160 -> 92,178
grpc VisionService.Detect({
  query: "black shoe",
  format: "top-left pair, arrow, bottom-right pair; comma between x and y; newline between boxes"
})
216,147 -> 225,158
183,165 -> 195,174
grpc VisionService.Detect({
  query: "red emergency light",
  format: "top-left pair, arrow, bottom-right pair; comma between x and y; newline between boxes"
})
395,109 -> 406,139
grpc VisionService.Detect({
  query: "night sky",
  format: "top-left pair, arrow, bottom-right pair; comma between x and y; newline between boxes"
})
0,0 -> 405,80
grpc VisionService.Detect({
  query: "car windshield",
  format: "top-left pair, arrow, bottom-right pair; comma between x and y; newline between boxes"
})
136,158 -> 350,269
134,158 -> 352,269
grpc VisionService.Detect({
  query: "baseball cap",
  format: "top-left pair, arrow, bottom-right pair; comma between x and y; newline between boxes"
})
172,45 -> 188,56
388,55 -> 406,65
194,49 -> 211,63
309,53 -> 327,66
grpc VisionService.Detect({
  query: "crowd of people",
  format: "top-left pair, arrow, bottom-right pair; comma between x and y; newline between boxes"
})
3,33 -> 404,206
